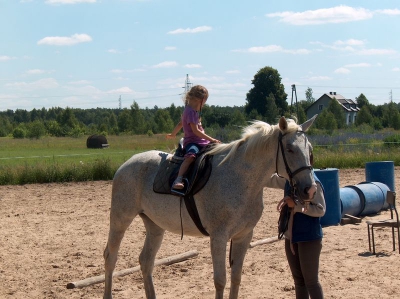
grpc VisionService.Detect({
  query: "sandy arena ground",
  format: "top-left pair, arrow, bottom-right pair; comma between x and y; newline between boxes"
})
1,168 -> 399,299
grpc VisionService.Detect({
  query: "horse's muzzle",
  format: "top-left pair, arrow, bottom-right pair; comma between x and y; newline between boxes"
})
305,184 -> 317,199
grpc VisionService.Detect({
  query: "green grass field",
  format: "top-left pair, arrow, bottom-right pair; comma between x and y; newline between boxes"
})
0,134 -> 179,185
1,133 -> 399,185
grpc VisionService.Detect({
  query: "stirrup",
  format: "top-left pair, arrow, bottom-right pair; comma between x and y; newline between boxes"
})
171,177 -> 189,196
172,176 -> 184,189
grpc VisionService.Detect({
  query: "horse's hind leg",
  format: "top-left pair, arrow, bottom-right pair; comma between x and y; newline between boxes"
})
229,230 -> 253,299
139,213 -> 165,299
103,205 -> 137,299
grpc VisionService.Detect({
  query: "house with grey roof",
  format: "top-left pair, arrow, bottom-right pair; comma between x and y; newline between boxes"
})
305,92 -> 360,125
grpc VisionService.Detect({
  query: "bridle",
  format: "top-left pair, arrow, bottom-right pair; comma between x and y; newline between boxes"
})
275,131 -> 313,204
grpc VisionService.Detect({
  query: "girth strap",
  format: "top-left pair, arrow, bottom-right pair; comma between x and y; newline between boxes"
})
183,194 -> 209,236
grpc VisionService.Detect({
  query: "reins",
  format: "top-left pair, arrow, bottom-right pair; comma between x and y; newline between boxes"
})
275,131 -> 313,204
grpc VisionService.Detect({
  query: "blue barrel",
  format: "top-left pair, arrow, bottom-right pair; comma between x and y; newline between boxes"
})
365,161 -> 395,191
359,181 -> 390,211
314,168 -> 341,226
340,187 -> 362,217
347,182 -> 387,216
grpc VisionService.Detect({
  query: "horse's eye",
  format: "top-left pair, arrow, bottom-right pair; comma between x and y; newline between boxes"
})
286,148 -> 294,153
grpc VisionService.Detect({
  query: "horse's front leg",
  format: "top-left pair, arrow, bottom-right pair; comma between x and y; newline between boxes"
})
139,214 -> 165,299
210,235 -> 229,299
229,230 -> 253,299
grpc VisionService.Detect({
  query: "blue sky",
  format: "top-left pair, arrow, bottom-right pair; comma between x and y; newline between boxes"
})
1,0 -> 400,111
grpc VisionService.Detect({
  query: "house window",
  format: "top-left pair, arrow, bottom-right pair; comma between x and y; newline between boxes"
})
348,115 -> 351,123
318,104 -> 323,111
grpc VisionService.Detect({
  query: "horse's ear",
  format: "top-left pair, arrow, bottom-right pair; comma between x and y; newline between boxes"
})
300,114 -> 317,132
279,116 -> 288,132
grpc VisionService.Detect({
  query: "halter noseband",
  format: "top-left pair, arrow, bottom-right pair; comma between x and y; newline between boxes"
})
275,131 -> 313,203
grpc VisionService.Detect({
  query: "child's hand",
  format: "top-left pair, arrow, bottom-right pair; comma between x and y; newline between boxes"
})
166,134 -> 175,139
211,138 -> 221,143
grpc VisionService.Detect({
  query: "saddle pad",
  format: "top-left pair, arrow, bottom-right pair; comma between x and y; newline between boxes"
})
153,157 -> 182,194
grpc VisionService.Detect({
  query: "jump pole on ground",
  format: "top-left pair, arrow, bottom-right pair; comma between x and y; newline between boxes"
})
249,236 -> 280,248
66,250 -> 199,289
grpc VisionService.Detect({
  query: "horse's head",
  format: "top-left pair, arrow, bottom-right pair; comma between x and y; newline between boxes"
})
276,115 -> 317,201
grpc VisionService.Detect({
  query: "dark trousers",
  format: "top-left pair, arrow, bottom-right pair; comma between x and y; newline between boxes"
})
285,239 -> 324,299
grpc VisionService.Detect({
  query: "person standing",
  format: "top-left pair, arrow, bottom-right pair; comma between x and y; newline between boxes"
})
268,173 -> 326,299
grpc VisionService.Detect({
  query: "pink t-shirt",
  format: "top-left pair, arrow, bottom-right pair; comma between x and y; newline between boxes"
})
182,105 -> 210,148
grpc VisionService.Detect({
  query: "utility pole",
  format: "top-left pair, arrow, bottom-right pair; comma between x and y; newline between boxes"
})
183,74 -> 193,95
118,95 -> 121,109
290,84 -> 298,116
390,90 -> 393,102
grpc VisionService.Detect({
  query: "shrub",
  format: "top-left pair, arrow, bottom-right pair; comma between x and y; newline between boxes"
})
27,121 -> 46,139
383,134 -> 400,148
12,127 -> 26,139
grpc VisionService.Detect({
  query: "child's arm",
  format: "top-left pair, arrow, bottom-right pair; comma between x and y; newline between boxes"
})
166,121 -> 183,139
189,122 -> 220,143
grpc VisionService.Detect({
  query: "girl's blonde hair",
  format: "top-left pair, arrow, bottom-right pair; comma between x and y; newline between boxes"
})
184,85 -> 208,105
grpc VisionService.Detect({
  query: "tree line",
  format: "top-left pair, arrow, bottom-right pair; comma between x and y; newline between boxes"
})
1,66 -> 399,139
0,103 -> 248,139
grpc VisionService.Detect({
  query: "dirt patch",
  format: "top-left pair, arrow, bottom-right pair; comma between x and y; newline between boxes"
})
1,168 -> 399,299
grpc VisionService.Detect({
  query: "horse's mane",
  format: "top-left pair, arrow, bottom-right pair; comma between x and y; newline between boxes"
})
208,118 -> 300,164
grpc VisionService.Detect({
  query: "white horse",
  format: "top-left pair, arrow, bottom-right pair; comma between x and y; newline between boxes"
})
103,116 -> 317,299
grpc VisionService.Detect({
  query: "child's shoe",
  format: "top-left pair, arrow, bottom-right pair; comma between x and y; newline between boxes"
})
172,176 -> 184,189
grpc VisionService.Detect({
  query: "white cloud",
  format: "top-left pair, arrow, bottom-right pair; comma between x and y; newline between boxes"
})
152,61 -> 178,68
167,26 -> 212,34
184,64 -> 201,68
334,39 -> 365,46
247,45 -> 283,53
111,69 -> 124,73
5,78 -> 59,90
45,0 -> 96,4
106,87 -> 149,99
0,55 -> 15,61
233,45 -> 310,54
25,69 -> 54,75
375,9 -> 400,15
266,5 -> 373,25
107,48 -> 132,54
392,67 -> 400,72
334,67 -> 351,74
107,87 -> 134,94
37,34 -> 92,46
312,40 -> 396,56
226,70 -> 240,74
165,46 -> 177,51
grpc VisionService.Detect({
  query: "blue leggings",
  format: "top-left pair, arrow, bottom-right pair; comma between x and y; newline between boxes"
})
285,239 -> 324,299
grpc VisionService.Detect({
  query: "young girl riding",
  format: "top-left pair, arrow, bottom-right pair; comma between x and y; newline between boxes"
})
166,85 -> 220,190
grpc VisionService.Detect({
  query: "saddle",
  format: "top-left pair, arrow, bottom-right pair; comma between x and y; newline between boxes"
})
153,143 -> 214,236
153,144 -> 214,196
